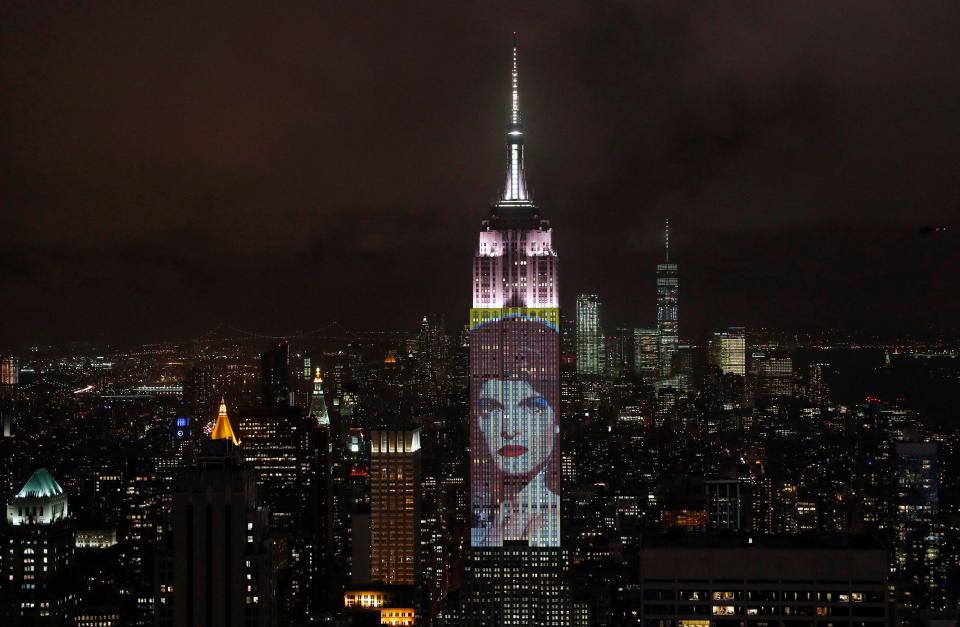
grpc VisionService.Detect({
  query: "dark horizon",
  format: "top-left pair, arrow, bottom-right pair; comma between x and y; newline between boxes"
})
2,2 -> 958,348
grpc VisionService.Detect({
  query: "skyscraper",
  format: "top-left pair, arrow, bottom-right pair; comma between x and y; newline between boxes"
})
464,35 -> 570,625
0,355 -> 16,443
576,294 -> 604,377
0,355 -> 17,386
3,468 -> 75,626
656,220 -> 678,378
308,369 -> 330,426
894,442 -> 947,616
633,328 -> 659,383
709,327 -> 747,376
157,400 -> 277,627
753,352 -> 793,399
369,429 -> 421,586
260,342 -> 290,407
234,393 -> 329,620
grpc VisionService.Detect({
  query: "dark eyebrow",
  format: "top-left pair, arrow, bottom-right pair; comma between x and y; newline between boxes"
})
518,395 -> 548,409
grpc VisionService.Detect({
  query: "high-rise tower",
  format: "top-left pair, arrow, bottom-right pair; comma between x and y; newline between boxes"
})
156,400 -> 278,627
369,429 -> 421,586
464,35 -> 570,626
656,220 -> 678,378
2,468 -> 75,626
575,294 -> 604,377
308,369 -> 330,426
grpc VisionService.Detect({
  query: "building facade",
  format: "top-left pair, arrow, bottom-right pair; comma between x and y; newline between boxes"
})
464,37 -> 570,625
619,534 -> 888,627
369,429 -> 421,586
2,468 -> 75,626
656,221 -> 679,378
157,402 -> 277,627
709,327 -> 746,376
576,295 -> 604,377
634,328 -> 660,384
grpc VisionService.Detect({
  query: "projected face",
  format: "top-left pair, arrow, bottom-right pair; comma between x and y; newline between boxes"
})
478,378 -> 555,476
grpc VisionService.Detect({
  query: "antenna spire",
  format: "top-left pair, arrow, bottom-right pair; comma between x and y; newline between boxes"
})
500,33 -> 531,205
665,218 -> 670,262
511,32 -> 520,126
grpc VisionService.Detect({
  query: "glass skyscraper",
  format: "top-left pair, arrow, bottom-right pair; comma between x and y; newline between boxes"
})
656,220 -> 679,378
575,294 -> 604,377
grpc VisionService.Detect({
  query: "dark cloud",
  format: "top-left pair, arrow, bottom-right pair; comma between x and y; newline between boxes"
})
1,1 -> 958,346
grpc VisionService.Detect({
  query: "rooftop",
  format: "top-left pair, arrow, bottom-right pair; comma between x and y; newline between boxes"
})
15,467 -> 64,499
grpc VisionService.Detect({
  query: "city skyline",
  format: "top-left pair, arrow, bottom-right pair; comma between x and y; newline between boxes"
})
2,8 -> 960,626
2,3 -> 959,347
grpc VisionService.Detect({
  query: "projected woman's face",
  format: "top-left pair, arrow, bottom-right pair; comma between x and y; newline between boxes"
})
478,378 -> 555,476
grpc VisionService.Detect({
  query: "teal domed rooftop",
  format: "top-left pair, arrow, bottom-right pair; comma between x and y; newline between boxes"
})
16,468 -> 64,499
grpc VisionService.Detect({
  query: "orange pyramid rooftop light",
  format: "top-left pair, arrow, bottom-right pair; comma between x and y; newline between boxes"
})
211,396 -> 239,445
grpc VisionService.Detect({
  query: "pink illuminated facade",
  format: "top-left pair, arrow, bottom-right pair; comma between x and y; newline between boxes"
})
469,38 -> 561,549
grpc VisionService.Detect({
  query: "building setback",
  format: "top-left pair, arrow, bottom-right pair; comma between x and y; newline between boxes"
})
463,35 -> 570,625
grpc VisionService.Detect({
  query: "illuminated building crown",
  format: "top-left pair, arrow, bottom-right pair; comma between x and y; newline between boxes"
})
309,369 -> 330,426
499,33 -> 533,208
211,396 -> 239,445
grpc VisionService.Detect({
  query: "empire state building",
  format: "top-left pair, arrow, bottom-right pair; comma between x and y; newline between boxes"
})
463,35 -> 571,626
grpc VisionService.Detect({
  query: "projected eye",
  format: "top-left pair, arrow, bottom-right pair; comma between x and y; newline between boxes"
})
519,395 -> 548,411
479,398 -> 503,414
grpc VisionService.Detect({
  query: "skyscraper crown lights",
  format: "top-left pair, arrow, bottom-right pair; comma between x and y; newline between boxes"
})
15,467 -> 64,498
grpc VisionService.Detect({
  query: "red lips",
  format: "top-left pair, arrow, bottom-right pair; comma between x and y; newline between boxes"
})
498,444 -> 528,457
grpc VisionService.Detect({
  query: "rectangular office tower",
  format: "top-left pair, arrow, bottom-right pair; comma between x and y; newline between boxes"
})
618,533 -> 888,627
709,327 -> 747,376
576,294 -> 604,377
369,429 -> 421,586
464,37 -> 570,626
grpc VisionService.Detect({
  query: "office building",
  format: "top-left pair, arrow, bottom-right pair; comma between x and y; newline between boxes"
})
634,328 -> 660,383
704,479 -> 744,531
618,534 -> 888,627
369,429 -> 421,586
576,294 -> 604,377
0,355 -> 17,386
463,543 -> 571,626
709,327 -> 746,376
261,342 -> 290,407
2,468 -> 75,626
656,220 -> 679,378
308,369 -> 330,426
894,442 -> 948,616
157,400 -> 277,627
753,352 -> 794,399
235,396 -> 329,620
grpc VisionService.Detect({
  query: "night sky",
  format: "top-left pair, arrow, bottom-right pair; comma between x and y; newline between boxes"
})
2,2 -> 958,348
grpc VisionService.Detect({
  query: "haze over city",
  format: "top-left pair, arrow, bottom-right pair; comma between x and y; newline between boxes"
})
2,2 -> 958,347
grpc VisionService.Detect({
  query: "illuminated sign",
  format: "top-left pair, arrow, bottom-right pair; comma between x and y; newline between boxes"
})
469,310 -> 560,547
176,418 -> 189,427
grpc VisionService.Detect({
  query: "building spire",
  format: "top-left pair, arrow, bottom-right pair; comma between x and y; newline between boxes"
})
309,368 -> 330,426
211,396 -> 239,446
500,32 -> 531,206
664,218 -> 670,262
510,32 -> 520,127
